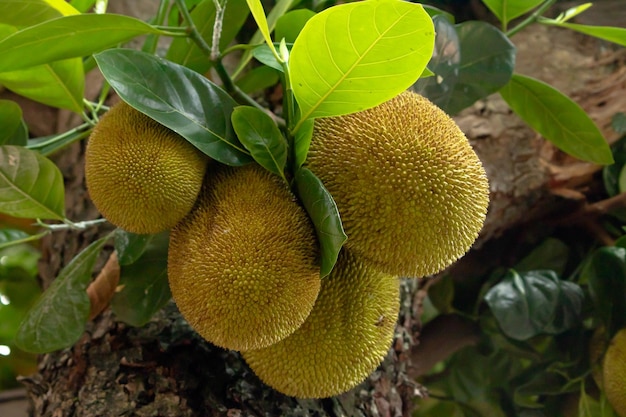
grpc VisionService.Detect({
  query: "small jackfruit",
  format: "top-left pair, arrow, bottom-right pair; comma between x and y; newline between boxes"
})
305,91 -> 489,277
243,250 -> 400,398
85,101 -> 208,234
168,164 -> 321,351
604,328 -> 626,417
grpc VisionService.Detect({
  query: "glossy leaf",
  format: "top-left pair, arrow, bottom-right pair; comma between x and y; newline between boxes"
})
289,0 -> 434,126
232,106 -> 287,181
236,65 -> 280,94
581,247 -> 626,336
114,230 -> 159,266
482,0 -> 543,26
246,0 -> 276,54
413,18 -> 515,115
294,167 -> 346,278
275,9 -> 316,43
111,232 -> 171,327
0,146 -> 65,220
94,48 -> 252,166
484,269 -> 584,341
294,118 -> 314,169
0,14 -> 164,72
500,74 -> 614,165
166,0 -> 249,73
14,235 -> 110,353
0,100 -> 27,146
539,19 -> 626,47
0,0 -> 79,27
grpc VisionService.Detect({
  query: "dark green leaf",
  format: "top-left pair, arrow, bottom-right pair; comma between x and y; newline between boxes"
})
422,5 -> 454,22
275,9 -> 316,43
294,167 -> 346,277
0,100 -> 27,146
612,112 -> 626,135
111,232 -> 171,327
0,145 -> 65,220
539,19 -> 626,47
514,238 -> 570,277
166,0 -> 249,73
294,118 -> 314,170
603,136 -> 626,196
484,270 -> 584,341
413,19 -> 515,115
232,106 -> 287,181
94,48 -> 252,166
581,247 -> 626,336
500,74 -> 614,165
482,0 -> 543,26
235,65 -> 280,94
290,0 -> 434,124
114,230 -> 160,266
14,235 -> 110,353
513,366 -> 568,408
427,275 -> 455,314
0,14 -> 164,72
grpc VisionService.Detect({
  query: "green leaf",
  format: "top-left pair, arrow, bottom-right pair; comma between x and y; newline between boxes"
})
94,48 -> 252,166
484,270 -> 584,341
482,0 -> 543,27
70,0 -> 97,13
111,232 -> 171,327
0,229 -> 29,246
603,136 -> 626,196
612,113 -> 626,135
275,8 -> 316,43
26,127 -> 91,157
114,230 -> 159,266
500,74 -> 614,165
166,0 -> 249,74
413,18 -> 515,115
289,0 -> 434,127
235,65 -> 280,94
0,0 -> 79,27
231,106 -> 287,181
581,247 -> 626,336
0,145 -> 65,220
246,0 -> 276,55
252,43 -> 289,72
14,235 -> 110,353
514,238 -> 570,277
0,100 -> 27,146
294,167 -> 346,278
0,14 -> 165,72
294,118 -> 314,170
538,20 -> 626,47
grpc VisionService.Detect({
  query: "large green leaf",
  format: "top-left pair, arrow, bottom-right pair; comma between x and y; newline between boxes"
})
231,106 -> 287,181
413,18 -> 515,115
294,167 -> 346,278
0,145 -> 65,220
581,247 -> 626,337
275,8 -> 316,44
111,232 -> 171,327
482,0 -> 543,27
166,0 -> 250,73
289,0 -> 434,128
0,100 -> 27,146
94,48 -> 252,166
539,19 -> 626,47
500,74 -> 614,165
235,65 -> 280,94
14,235 -> 110,353
0,0 -> 79,27
0,14 -> 165,72
485,270 -> 584,341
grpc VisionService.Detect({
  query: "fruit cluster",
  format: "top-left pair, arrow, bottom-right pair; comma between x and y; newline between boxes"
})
84,91 -> 489,398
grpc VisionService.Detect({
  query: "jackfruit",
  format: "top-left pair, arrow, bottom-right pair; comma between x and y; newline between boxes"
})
243,250 -> 400,398
604,328 -> 626,417
85,101 -> 208,234
168,164 -> 321,351
305,91 -> 489,277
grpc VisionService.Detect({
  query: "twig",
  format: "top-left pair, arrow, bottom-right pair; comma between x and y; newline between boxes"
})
506,0 -> 557,37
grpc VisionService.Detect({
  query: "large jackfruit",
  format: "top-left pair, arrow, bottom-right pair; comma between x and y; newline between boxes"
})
305,91 -> 489,277
85,101 -> 208,234
243,250 -> 400,398
168,164 -> 321,351
604,328 -> 626,417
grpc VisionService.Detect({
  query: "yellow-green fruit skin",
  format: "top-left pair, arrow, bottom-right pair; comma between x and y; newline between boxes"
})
305,91 -> 489,277
243,251 -> 400,399
168,165 -> 321,351
85,101 -> 208,234
603,328 -> 626,417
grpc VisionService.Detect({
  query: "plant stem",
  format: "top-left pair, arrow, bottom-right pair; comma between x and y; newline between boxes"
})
175,0 -> 213,56
143,0 -> 172,54
211,0 -> 228,61
39,218 -> 109,231
506,0 -> 557,37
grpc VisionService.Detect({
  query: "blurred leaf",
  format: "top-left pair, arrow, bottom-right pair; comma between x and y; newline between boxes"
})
539,19 -> 626,47
166,0 -> 249,74
14,235 -> 110,353
290,0 -> 434,125
612,113 -> 626,135
294,118 -> 314,170
0,303 -> 23,341
235,65 -> 280,94
578,391 -> 619,417
0,14 -> 164,72
114,230 -> 159,266
515,238 -> 570,276
485,270 -> 584,341
428,275 -> 455,314
294,167 -> 346,277
0,0 -> 79,27
0,100 -> 27,146
0,244 -> 40,278
482,0 -> 543,27
232,106 -> 287,181
513,366 -> 568,408
581,247 -> 626,336
0,229 -> 29,246
553,3 -> 593,23
95,48 -> 252,166
275,8 -> 315,43
422,4 -> 454,22
603,136 -> 626,196
111,232 -> 171,327
0,145 -> 65,220
413,18 -> 515,115
500,74 -> 614,165
70,0 -> 97,13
